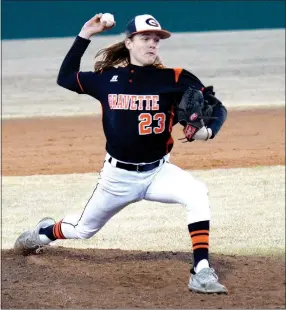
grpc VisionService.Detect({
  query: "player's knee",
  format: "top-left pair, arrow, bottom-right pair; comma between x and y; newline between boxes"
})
75,226 -> 99,239
185,180 -> 211,222
183,180 -> 209,208
185,180 -> 208,201
196,180 -> 209,195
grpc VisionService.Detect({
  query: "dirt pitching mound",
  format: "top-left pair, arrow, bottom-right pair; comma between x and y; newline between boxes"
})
2,247 -> 285,309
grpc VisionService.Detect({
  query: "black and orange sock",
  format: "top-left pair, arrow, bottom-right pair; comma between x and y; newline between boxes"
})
188,220 -> 209,269
39,220 -> 65,240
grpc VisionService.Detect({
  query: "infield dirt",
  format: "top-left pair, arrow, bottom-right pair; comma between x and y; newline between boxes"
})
2,108 -> 285,176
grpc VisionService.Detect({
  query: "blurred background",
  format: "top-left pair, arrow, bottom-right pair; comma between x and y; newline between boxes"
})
2,1 -> 285,118
2,0 -> 285,40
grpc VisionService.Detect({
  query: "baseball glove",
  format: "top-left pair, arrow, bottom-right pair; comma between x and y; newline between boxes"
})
175,86 -> 217,142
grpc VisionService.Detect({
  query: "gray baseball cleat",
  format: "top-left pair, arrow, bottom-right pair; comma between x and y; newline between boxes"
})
14,217 -> 56,255
188,268 -> 228,294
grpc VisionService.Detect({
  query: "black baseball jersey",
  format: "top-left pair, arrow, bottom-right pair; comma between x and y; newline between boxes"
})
57,36 -> 227,163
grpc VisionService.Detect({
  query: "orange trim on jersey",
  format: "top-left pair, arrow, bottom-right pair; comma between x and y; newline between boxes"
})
165,105 -> 175,155
165,135 -> 174,155
168,105 -> 175,133
76,72 -> 84,93
173,68 -> 183,83
190,230 -> 209,237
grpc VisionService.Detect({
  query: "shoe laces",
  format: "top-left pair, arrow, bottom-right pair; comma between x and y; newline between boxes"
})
198,268 -> 219,283
24,230 -> 41,250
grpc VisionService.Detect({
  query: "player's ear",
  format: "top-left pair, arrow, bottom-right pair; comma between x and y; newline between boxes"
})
125,38 -> 132,50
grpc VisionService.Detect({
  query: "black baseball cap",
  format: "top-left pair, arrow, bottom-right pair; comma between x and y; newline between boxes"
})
125,14 -> 171,39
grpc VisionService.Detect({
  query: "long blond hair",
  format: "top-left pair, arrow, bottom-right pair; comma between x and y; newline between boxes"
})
94,38 -> 164,71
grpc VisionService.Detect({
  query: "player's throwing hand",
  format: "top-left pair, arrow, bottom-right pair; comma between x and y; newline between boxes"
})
79,13 -> 115,39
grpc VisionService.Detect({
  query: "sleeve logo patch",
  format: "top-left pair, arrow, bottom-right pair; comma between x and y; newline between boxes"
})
190,113 -> 198,121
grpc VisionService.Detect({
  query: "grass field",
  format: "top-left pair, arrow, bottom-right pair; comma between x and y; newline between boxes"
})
3,165 -> 285,255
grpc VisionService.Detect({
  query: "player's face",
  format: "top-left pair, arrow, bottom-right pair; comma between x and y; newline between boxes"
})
126,32 -> 161,66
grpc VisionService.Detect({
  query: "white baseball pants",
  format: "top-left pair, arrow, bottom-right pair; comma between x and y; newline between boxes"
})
60,153 -> 211,239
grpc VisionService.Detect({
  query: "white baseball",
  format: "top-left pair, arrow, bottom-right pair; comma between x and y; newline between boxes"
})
101,13 -> 115,27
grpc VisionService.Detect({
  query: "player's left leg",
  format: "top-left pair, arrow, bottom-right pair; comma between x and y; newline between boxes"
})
144,161 -> 227,294
14,155 -> 164,255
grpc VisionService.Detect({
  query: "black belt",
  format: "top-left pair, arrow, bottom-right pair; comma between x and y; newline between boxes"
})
108,157 -> 164,172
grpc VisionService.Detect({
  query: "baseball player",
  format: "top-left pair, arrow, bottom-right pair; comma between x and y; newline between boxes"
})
15,13 -> 228,294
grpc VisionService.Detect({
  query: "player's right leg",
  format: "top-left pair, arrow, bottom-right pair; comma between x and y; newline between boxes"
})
144,161 -> 227,294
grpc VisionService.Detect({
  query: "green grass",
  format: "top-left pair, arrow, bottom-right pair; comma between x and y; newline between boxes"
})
2,166 -> 285,256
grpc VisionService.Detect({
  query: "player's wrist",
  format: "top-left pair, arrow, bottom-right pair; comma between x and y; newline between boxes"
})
78,30 -> 93,40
